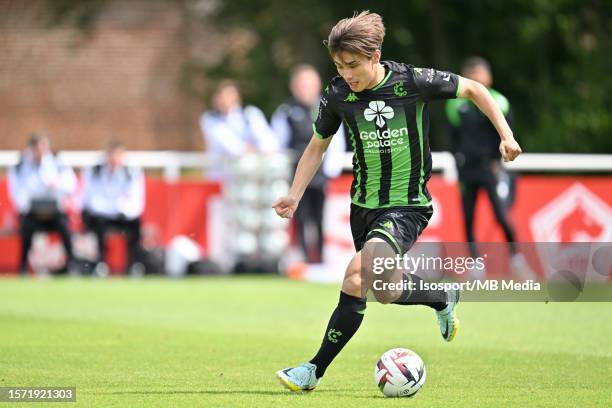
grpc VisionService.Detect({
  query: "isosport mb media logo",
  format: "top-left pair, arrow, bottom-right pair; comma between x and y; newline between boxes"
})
360,101 -> 408,153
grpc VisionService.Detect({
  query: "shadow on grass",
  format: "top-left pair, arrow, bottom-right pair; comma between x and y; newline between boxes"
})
96,389 -> 380,398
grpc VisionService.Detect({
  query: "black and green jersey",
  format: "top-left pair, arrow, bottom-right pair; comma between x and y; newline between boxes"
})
314,61 -> 460,209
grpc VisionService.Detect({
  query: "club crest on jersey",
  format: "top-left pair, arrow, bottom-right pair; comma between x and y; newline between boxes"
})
360,101 -> 408,152
394,81 -> 407,97
364,101 -> 394,128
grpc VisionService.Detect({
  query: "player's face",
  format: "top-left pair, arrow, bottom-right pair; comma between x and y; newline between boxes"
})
213,85 -> 241,114
31,139 -> 50,163
290,69 -> 321,107
463,65 -> 492,88
332,50 -> 380,92
108,148 -> 124,169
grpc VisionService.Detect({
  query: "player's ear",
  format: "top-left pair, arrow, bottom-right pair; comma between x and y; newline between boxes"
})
371,50 -> 381,64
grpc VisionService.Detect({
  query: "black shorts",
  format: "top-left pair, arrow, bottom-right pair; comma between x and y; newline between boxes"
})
350,204 -> 433,255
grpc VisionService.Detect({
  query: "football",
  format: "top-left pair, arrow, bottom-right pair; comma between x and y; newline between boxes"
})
374,348 -> 426,397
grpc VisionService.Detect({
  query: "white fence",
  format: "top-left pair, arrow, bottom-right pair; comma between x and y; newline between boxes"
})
0,151 -> 610,182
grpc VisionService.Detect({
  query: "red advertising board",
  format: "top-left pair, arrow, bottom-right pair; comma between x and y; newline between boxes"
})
0,175 -> 610,274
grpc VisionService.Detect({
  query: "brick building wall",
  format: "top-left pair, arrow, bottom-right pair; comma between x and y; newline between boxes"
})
0,0 -> 213,151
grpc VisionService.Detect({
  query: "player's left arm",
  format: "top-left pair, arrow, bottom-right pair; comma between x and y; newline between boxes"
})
457,77 -> 521,162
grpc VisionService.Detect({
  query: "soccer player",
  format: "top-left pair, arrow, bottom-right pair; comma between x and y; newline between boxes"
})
272,11 -> 521,391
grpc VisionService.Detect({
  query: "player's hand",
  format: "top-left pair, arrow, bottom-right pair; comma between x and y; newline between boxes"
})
499,138 -> 522,162
272,195 -> 298,219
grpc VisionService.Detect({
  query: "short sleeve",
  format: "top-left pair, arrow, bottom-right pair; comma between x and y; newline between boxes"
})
411,67 -> 460,101
313,86 -> 342,139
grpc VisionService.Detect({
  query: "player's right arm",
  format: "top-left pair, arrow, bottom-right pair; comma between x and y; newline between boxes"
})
411,67 -> 521,162
272,135 -> 331,219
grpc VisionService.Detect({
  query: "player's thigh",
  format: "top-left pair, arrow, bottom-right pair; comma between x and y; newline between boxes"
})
367,208 -> 431,256
342,236 -> 400,300
362,237 -> 404,303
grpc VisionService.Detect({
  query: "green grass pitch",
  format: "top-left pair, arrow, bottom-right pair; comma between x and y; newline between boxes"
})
1,276 -> 611,407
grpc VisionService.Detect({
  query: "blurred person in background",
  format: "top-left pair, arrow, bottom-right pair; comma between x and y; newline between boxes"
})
8,134 -> 77,276
272,65 -> 346,263
445,57 -> 528,279
199,80 -> 278,181
81,142 -> 145,277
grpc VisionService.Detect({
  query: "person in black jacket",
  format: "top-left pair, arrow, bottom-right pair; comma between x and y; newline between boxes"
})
272,65 -> 345,263
446,57 -> 528,279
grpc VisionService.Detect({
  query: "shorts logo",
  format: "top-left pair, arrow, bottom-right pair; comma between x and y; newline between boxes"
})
382,220 -> 393,231
364,101 -> 394,128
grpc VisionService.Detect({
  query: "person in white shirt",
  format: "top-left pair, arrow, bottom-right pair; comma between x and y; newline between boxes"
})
271,65 -> 346,263
199,80 -> 278,180
81,142 -> 145,276
8,134 -> 77,275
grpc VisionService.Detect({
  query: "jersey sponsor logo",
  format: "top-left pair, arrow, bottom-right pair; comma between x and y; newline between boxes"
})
364,101 -> 394,127
361,101 -> 408,151
359,127 -> 408,151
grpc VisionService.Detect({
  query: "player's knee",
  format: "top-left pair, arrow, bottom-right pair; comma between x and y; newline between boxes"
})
363,242 -> 403,304
342,275 -> 360,297
342,260 -> 362,297
372,287 -> 402,304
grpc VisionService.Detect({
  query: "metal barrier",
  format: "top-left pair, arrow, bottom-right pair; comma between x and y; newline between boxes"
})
0,151 -> 610,182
